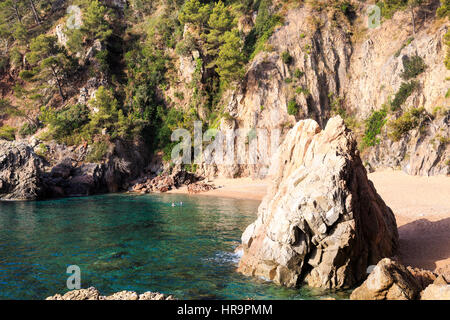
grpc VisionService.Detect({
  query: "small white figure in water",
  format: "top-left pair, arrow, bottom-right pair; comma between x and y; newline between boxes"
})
171,202 -> 175,207
180,201 -> 183,206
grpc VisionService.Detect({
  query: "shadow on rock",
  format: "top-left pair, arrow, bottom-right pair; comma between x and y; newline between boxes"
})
398,218 -> 450,271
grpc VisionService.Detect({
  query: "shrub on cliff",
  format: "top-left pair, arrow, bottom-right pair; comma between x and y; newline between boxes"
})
391,81 -> 418,111
400,55 -> 426,80
244,0 -> 282,60
376,0 -> 409,19
437,0 -> 450,18
0,125 -> 16,141
39,104 -> 90,144
362,108 -> 387,148
388,107 -> 428,141
444,30 -> 450,70
281,51 -> 293,64
287,99 -> 299,115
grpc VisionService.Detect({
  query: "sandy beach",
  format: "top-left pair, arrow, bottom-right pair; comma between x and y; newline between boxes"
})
169,169 -> 450,274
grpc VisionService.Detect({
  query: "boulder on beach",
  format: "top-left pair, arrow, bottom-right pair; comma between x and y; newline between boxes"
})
350,258 -> 422,300
350,258 -> 450,300
237,117 -> 399,289
421,275 -> 450,300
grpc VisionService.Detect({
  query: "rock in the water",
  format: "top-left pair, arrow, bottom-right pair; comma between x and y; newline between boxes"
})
0,140 -> 45,200
45,287 -> 175,300
237,117 -> 399,289
350,258 -> 422,300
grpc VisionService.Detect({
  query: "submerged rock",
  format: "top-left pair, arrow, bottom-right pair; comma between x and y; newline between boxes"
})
237,117 -> 399,289
46,287 -> 175,300
0,140 -> 46,200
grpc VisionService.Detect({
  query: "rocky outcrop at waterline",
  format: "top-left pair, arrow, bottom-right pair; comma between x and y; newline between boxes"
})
237,116 -> 399,289
129,167 -> 201,193
0,138 -> 153,200
350,258 -> 450,300
0,140 -> 46,200
46,287 -> 175,300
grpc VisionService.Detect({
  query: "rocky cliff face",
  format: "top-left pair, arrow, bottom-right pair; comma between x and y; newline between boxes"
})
0,140 -> 46,200
210,2 -> 449,178
0,138 -> 150,200
237,117 -> 399,289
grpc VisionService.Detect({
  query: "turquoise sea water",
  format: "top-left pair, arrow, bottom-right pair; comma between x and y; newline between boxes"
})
0,193 -> 346,300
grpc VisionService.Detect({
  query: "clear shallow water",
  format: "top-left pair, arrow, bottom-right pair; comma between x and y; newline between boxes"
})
0,193 -> 346,300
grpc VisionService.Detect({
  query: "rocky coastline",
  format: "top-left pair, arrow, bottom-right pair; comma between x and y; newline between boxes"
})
46,287 -> 175,300
0,138 -> 211,201
236,116 -> 449,299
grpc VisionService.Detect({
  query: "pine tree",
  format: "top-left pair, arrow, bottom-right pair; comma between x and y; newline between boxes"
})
22,35 -> 76,101
88,86 -> 119,135
216,30 -> 245,85
206,1 -> 235,58
178,0 -> 210,29
81,0 -> 112,41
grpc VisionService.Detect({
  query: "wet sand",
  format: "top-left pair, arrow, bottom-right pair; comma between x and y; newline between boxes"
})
169,169 -> 450,274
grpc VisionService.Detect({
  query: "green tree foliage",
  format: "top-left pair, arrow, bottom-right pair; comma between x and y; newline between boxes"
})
216,30 -> 245,85
88,86 -> 121,136
400,55 -> 426,80
437,0 -> 450,18
391,80 -> 417,111
362,108 -> 387,148
175,32 -> 196,56
81,0 -> 113,42
388,107 -> 428,141
287,99 -> 299,115
0,0 -> 24,27
244,0 -> 282,59
39,104 -> 90,142
21,35 -> 76,101
0,125 -> 16,140
205,1 -> 235,57
444,30 -> 450,70
281,51 -> 293,64
376,0 -> 409,19
178,0 -> 210,28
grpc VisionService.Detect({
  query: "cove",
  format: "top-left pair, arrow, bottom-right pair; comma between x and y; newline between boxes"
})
0,193 -> 346,300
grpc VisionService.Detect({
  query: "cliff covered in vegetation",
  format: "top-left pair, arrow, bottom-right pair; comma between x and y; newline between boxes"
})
0,0 -> 449,188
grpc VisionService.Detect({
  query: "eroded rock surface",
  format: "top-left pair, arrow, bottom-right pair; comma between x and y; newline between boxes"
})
350,258 -> 450,300
237,117 -> 399,289
0,140 -> 46,200
421,275 -> 450,300
350,258 -> 422,300
46,287 -> 175,300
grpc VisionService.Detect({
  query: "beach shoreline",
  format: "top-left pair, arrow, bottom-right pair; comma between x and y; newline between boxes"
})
169,169 -> 450,275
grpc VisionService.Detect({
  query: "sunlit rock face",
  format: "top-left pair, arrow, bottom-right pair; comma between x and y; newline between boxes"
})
0,140 -> 45,200
237,116 -> 399,289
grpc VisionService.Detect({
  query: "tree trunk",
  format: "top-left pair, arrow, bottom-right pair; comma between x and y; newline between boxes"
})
29,0 -> 41,25
50,65 -> 65,101
13,1 -> 22,24
410,6 -> 419,55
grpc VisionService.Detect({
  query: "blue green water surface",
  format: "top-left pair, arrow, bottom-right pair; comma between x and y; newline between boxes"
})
0,193 -> 345,300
